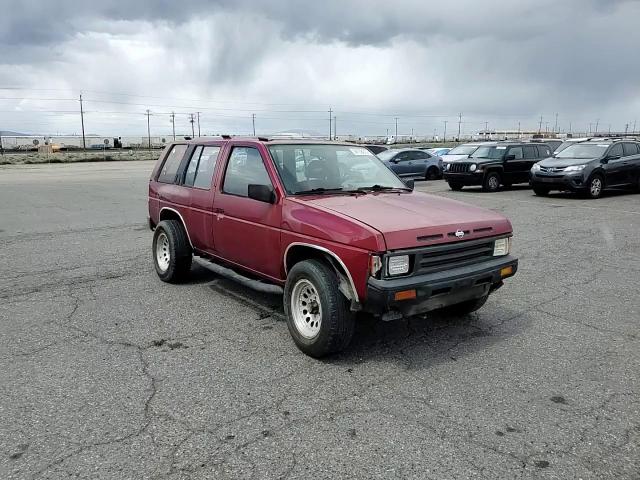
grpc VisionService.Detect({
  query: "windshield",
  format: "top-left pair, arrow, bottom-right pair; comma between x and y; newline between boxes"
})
555,143 -> 609,159
447,145 -> 478,156
376,149 -> 398,161
268,144 -> 407,194
470,146 -> 506,159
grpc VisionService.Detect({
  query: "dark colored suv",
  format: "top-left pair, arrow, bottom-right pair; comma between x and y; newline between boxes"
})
443,142 -> 551,192
530,138 -> 640,198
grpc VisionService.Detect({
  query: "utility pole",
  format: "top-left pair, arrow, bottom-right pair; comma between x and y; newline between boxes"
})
517,121 -> 521,139
189,114 -> 195,138
484,121 -> 488,140
595,119 -> 599,135
333,116 -> 337,140
608,124 -> 612,135
569,122 -> 572,135
252,113 -> 256,136
538,115 -> 543,133
443,120 -> 448,143
394,117 -> 399,139
170,112 -> 176,140
625,123 -> 629,135
0,130 -> 3,156
196,112 -> 201,137
633,120 -> 637,134
554,113 -> 558,133
328,108 -> 332,140
79,94 -> 86,150
145,109 -> 151,150
457,112 -> 462,140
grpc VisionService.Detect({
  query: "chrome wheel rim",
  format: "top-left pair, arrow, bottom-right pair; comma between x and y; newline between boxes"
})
590,178 -> 602,197
156,232 -> 170,272
489,176 -> 499,190
291,279 -> 322,339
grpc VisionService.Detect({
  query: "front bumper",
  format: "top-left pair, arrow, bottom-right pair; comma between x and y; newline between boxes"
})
530,172 -> 586,191
364,255 -> 518,318
443,171 -> 483,185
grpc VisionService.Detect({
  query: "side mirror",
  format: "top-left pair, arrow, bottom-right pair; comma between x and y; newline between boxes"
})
248,184 -> 275,203
404,179 -> 415,190
390,158 -> 399,163
604,155 -> 620,162
504,154 -> 516,161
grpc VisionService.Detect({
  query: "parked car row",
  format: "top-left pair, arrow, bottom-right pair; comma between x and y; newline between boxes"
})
437,138 -> 640,199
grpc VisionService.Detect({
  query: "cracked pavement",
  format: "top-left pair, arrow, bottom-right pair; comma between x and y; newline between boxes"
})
0,161 -> 638,479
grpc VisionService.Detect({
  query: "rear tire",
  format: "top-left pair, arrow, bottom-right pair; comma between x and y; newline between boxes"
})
284,260 -> 355,357
482,172 -> 501,192
426,166 -> 440,180
153,220 -> 192,283
436,295 -> 488,316
533,187 -> 550,196
448,181 -> 464,191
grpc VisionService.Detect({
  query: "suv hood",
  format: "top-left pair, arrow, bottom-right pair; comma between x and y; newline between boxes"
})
441,154 -> 470,162
540,157 -> 598,167
298,191 -> 512,250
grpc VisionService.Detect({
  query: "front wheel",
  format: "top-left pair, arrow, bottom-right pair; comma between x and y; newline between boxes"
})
448,181 -> 464,191
533,186 -> 550,196
284,260 -> 355,357
482,172 -> 501,192
585,174 -> 604,199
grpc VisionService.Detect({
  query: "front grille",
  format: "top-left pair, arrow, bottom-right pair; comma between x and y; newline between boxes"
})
448,162 -> 471,173
539,166 -> 565,173
387,236 -> 500,277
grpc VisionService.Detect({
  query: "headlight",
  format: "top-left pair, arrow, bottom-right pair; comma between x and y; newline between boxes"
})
532,163 -> 541,171
564,164 -> 586,172
493,237 -> 511,256
469,164 -> 477,172
387,255 -> 410,276
444,163 -> 450,171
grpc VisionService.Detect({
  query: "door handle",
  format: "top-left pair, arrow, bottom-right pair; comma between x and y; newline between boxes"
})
213,207 -> 224,214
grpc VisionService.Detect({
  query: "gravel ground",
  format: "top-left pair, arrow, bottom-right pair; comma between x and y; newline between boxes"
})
0,161 -> 638,479
0,149 -> 159,165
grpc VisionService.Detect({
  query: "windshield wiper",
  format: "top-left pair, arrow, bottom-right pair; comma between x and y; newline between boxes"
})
356,184 -> 411,192
294,187 -> 348,195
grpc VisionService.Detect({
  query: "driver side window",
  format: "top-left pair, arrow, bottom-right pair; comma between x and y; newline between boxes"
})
222,147 -> 272,197
608,143 -> 623,158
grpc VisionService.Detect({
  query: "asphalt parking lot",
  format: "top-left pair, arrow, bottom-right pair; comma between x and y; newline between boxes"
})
1,161 -> 638,479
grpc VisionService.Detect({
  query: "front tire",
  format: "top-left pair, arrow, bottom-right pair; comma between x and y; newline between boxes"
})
482,172 -> 501,192
448,181 -> 464,191
533,186 -> 550,196
585,173 -> 604,199
153,220 -> 192,283
284,260 -> 355,357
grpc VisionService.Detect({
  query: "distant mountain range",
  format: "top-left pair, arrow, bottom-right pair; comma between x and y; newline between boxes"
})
0,130 -> 29,136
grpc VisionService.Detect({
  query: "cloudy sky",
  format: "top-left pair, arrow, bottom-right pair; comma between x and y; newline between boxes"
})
1,0 -> 640,138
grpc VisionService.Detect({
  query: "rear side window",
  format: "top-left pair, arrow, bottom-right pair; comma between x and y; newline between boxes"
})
223,147 -> 271,197
507,147 -> 523,159
184,146 -> 220,189
536,145 -> 551,157
523,145 -> 537,159
157,145 -> 187,183
623,143 -> 639,156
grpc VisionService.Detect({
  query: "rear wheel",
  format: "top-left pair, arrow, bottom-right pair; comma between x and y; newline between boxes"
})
482,172 -> 501,192
585,174 -> 604,199
152,220 -> 192,282
284,260 -> 355,357
533,186 -> 550,196
426,166 -> 440,180
448,181 -> 464,191
436,295 -> 488,316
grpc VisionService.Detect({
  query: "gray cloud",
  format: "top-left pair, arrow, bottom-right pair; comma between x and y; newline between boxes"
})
1,0 -> 640,136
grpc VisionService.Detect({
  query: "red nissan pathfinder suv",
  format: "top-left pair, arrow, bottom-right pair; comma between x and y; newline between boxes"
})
148,138 -> 518,357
